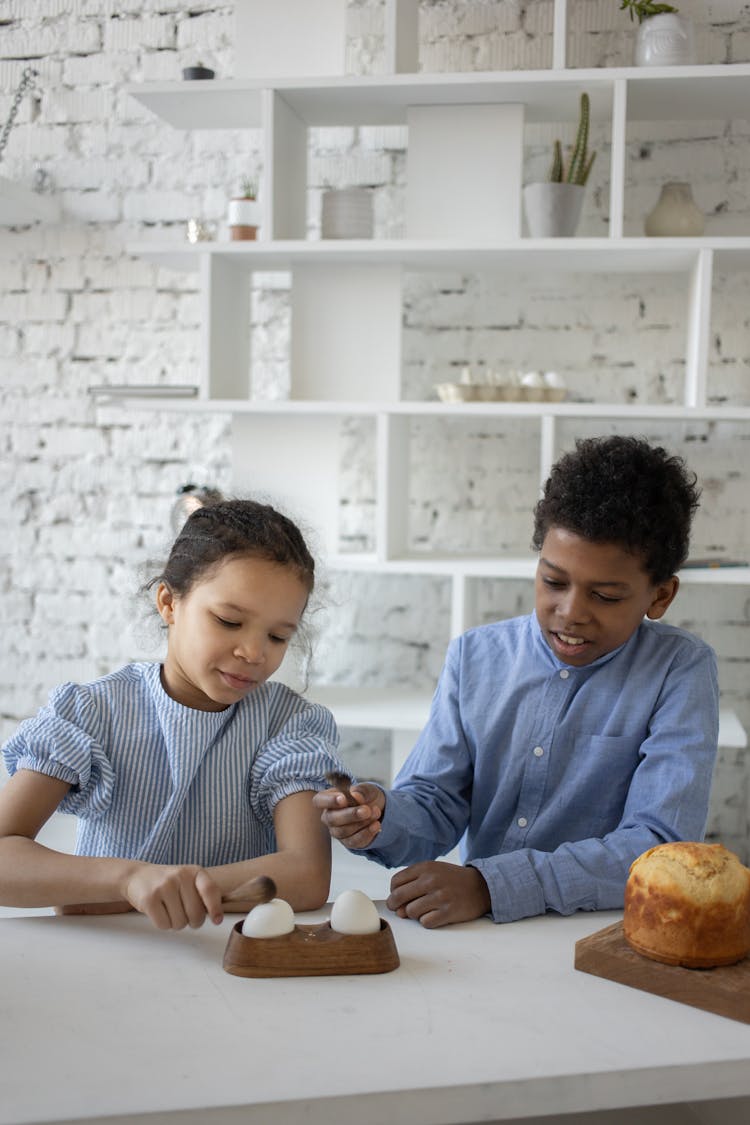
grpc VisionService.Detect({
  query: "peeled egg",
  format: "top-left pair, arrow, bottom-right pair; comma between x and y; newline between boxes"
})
241,897 -> 295,939
330,889 -> 381,935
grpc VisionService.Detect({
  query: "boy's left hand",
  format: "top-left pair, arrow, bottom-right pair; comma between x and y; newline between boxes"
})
386,861 -> 491,928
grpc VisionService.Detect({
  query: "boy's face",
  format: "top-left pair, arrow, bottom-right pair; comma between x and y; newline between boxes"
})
534,527 -> 678,667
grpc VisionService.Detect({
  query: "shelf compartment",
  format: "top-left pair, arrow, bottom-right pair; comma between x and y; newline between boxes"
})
231,412 -> 369,557
126,65 -> 750,130
290,264 -> 402,401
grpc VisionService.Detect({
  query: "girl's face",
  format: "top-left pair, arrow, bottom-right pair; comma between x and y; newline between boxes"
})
535,527 -> 678,667
157,555 -> 310,711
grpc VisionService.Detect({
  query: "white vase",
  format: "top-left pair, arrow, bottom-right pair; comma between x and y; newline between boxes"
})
523,182 -> 585,239
644,182 -> 704,237
635,14 -> 695,66
228,196 -> 261,240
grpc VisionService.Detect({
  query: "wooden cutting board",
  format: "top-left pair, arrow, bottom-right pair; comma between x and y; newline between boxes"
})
575,920 -> 750,1024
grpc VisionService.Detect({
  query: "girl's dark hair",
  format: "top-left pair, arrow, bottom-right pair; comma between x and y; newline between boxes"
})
154,499 -> 315,597
532,435 -> 701,583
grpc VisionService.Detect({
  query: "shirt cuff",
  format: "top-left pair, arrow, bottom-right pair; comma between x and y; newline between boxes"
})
469,851 -> 547,924
362,788 -> 416,868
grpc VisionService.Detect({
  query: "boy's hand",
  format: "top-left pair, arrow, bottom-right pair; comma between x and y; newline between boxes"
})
313,781 -> 385,850
122,863 -> 224,930
386,861 -> 491,928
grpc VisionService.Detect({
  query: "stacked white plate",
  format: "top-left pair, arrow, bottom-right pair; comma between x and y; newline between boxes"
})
321,188 -> 374,239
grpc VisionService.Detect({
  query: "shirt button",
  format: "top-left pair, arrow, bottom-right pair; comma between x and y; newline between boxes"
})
517,816 -> 528,827
533,746 -> 544,757
560,669 -> 570,679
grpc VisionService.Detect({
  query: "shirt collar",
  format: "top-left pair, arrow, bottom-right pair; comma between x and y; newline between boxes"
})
531,610 -> 636,674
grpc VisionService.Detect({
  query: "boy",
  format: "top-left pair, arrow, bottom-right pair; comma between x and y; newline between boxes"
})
315,436 -> 719,927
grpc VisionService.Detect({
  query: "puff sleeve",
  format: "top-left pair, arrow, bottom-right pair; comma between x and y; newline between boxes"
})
249,689 -> 343,828
2,682 -> 115,819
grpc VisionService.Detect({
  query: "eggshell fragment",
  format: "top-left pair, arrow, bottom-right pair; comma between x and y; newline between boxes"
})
330,889 -> 381,935
241,897 -> 295,938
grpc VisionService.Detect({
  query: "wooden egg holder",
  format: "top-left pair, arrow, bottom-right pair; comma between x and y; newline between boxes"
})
223,918 -> 400,978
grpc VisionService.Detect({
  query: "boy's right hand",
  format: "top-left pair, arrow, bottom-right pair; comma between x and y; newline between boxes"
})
313,782 -> 385,850
122,863 -> 224,930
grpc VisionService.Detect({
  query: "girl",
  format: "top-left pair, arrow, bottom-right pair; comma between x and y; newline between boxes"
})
0,499 -> 344,931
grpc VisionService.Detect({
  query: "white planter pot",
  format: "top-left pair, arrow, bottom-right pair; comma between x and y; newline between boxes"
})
635,14 -> 695,66
523,182 -> 585,239
228,196 -> 261,240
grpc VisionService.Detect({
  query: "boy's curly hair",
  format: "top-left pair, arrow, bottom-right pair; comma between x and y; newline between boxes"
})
532,435 -> 701,583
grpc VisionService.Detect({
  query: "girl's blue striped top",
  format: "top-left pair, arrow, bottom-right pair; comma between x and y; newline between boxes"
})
2,662 -> 343,866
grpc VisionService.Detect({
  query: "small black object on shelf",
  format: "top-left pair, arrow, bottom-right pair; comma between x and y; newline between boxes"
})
182,64 -> 215,81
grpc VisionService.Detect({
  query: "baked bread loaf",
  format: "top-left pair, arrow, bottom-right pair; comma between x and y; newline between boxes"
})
623,841 -> 750,968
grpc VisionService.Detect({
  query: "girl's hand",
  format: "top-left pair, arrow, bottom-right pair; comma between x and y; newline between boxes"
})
313,781 -> 385,850
386,861 -> 491,928
122,864 -> 224,930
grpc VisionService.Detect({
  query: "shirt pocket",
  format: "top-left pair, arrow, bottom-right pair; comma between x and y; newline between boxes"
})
567,734 -> 642,836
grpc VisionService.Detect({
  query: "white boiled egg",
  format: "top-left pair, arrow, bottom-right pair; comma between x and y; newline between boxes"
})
241,898 -> 295,939
330,889 -> 381,935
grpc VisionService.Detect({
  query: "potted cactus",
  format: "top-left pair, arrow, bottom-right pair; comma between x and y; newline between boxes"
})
523,93 -> 596,238
228,176 -> 261,241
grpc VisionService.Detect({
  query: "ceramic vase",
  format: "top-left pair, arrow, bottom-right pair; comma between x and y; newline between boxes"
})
228,196 -> 261,240
644,182 -> 704,237
523,182 -> 585,238
635,14 -> 695,66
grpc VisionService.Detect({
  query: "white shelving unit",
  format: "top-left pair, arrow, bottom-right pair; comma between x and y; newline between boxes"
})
117,42 -> 750,764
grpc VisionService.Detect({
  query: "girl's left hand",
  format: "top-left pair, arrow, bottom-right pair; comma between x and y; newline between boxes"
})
386,861 -> 491,928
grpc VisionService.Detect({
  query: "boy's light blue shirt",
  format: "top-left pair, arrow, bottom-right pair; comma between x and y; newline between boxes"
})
364,613 -> 719,923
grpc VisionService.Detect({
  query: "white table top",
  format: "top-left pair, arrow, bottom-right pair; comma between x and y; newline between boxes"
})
2,905 -> 750,1125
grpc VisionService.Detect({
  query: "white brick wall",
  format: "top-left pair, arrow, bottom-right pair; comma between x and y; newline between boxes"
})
1,0 -> 749,856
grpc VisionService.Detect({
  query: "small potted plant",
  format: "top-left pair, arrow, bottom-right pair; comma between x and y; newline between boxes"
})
620,1 -> 695,66
228,177 -> 261,241
523,92 -> 596,238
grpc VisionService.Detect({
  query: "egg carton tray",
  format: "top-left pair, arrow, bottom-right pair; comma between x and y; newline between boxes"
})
223,918 -> 400,977
436,383 -> 566,403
